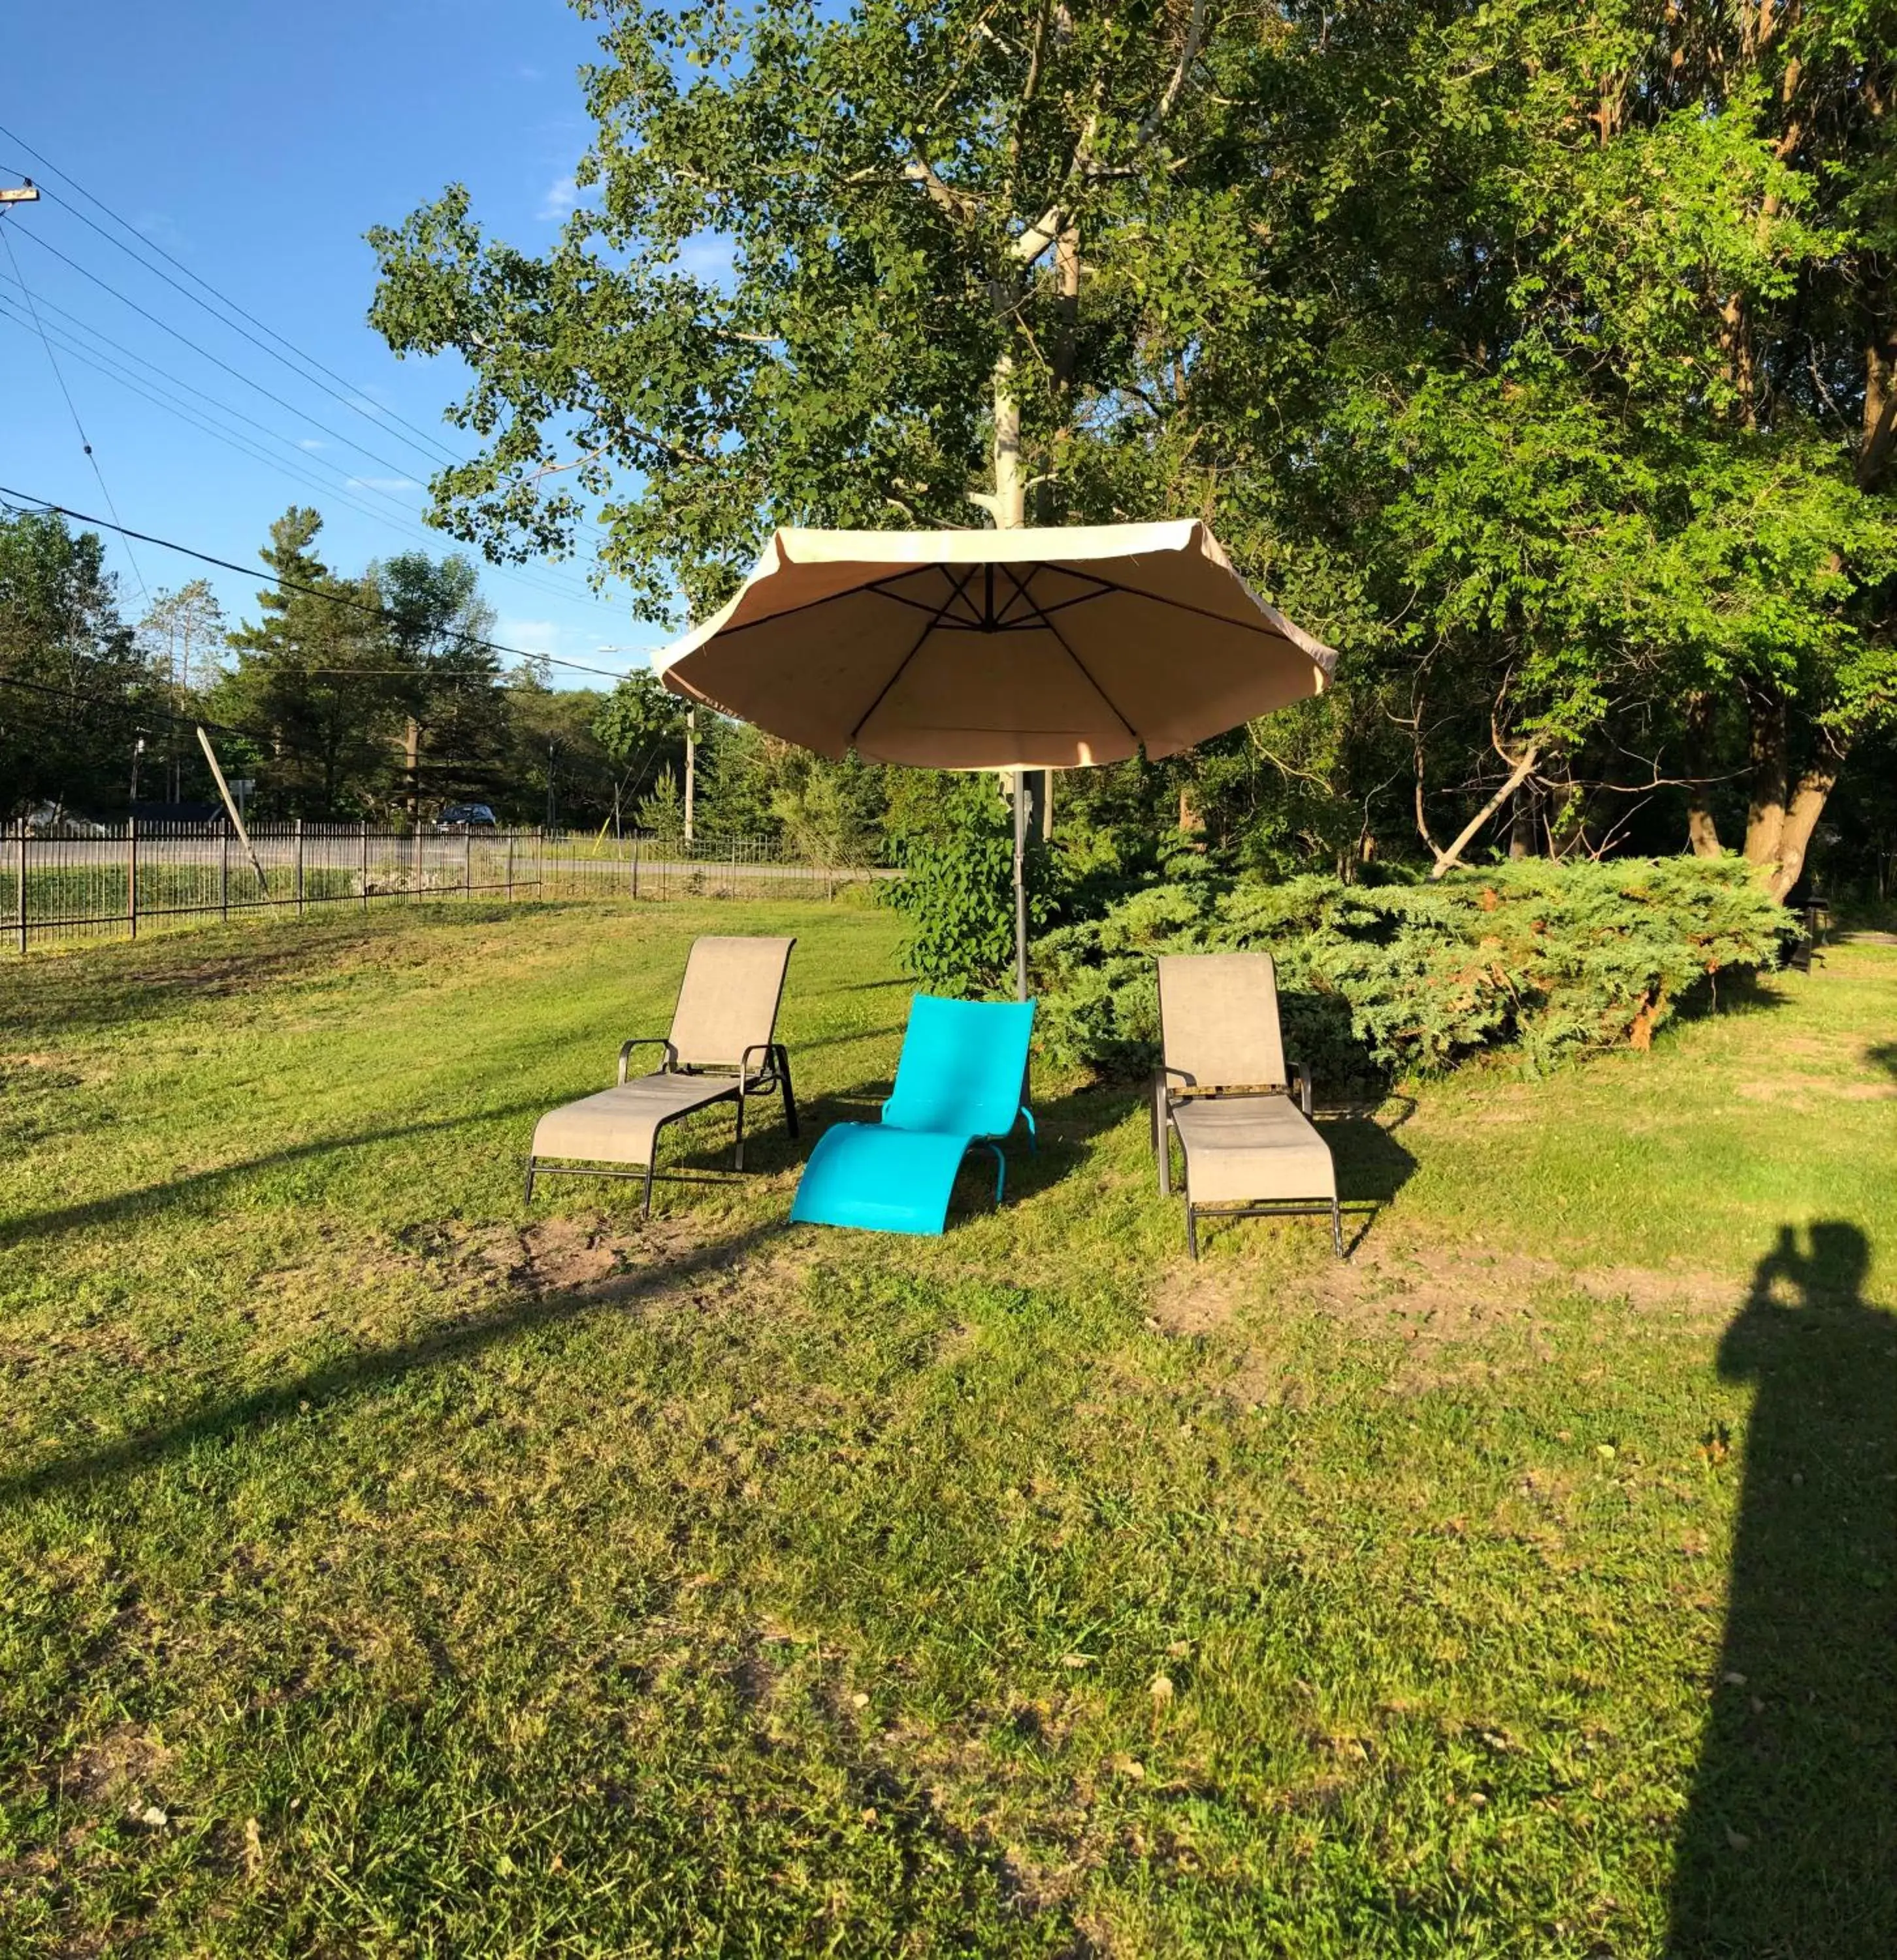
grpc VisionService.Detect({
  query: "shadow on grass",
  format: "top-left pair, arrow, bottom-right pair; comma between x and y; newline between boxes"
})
1,1102 -> 554,1247
1668,1222 -> 1896,1959
0,1215 -> 784,1509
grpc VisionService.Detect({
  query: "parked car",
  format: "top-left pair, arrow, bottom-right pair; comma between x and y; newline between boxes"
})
432,803 -> 498,831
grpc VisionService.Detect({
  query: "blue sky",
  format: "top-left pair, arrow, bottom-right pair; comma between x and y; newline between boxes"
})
1,0 -> 660,687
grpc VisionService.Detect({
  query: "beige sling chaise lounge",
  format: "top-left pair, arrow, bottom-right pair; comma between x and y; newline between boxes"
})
525,936 -> 798,1215
1154,952 -> 1341,1259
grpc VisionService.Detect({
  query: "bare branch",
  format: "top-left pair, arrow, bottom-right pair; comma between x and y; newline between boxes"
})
1427,743 -> 1542,880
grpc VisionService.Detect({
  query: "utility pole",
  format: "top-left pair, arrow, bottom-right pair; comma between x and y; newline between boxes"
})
545,739 -> 557,830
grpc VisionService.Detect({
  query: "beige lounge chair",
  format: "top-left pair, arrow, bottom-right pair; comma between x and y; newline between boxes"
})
1153,953 -> 1341,1259
525,936 -> 798,1215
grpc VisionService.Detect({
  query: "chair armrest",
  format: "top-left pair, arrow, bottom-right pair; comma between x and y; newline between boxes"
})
739,1043 -> 779,1092
618,1037 -> 679,1085
1288,1058 -> 1314,1118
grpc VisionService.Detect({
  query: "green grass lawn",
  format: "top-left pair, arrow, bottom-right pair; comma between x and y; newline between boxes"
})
2,900 -> 1891,1957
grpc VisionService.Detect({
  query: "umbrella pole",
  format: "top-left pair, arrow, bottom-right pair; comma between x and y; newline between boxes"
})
1013,766 -> 1029,1002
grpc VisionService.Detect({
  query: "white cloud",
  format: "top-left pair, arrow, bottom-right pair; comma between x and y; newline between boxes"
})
298,438 -> 327,451
537,173 -> 579,222
346,475 -> 419,493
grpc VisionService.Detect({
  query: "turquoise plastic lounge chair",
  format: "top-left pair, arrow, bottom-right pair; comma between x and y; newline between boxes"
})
790,996 -> 1037,1235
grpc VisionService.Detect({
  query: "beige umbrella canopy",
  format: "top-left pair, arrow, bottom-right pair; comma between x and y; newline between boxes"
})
654,520 -> 1335,768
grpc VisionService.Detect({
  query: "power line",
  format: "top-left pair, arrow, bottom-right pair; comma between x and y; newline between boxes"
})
0,125 -> 469,474
0,482 -> 643,684
0,212 -> 151,607
0,123 -> 615,550
8,221 -> 501,495
0,283 -> 616,614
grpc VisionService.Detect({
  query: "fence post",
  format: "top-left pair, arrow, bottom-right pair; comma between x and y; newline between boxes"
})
127,815 -> 138,941
294,819 -> 305,918
361,822 -> 370,911
506,830 -> 515,902
412,825 -> 423,905
15,821 -> 25,956
631,831 -> 640,901
464,825 -> 473,900
536,825 -> 544,896
219,824 -> 229,922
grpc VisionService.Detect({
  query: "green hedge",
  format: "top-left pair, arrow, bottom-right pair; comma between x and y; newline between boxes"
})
1035,858 -> 1796,1086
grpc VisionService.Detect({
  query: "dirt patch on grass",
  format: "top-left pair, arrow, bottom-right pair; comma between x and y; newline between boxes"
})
1133,1239 -> 1736,1397
56,1724 -> 174,1812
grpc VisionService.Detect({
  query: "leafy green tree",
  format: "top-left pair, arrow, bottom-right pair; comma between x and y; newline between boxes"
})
592,667 -> 687,826
219,509 -> 403,817
0,509 -> 148,817
371,549 -> 506,815
367,0 -> 1254,602
366,0 -> 1896,899
506,675 -> 617,827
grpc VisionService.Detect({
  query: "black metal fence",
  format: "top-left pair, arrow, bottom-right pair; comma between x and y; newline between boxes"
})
3,823 -> 884,953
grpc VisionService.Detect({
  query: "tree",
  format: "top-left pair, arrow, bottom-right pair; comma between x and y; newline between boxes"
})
366,1 -> 1896,897
221,508 -> 402,817
0,508 -> 147,816
370,549 -> 507,815
367,0 -> 1254,606
139,580 -> 225,693
592,666 -> 687,827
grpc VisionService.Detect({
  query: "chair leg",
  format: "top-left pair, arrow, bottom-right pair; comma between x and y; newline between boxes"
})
643,1156 -> 656,1219
776,1045 -> 799,1138
523,1157 -> 537,1205
733,1090 -> 746,1171
987,1141 -> 1007,1205
1020,1107 -> 1037,1155
1186,1204 -> 1199,1262
1331,1199 -> 1344,1259
1156,1112 -> 1171,1199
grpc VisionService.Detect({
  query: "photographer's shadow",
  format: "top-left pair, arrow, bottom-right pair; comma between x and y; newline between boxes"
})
1668,1222 -> 1896,1957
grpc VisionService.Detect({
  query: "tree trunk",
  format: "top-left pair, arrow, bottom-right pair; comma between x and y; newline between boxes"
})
1767,762 -> 1843,902
1683,691 -> 1723,857
990,348 -> 1026,530
1508,782 -> 1536,858
1741,687 -> 1788,868
1860,309 -> 1896,491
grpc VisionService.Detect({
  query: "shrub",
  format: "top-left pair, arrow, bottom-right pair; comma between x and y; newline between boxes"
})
881,779 -> 1064,996
1034,858 -> 1796,1085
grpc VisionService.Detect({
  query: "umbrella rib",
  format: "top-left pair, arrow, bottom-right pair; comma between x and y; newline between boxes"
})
680,565 -> 965,643
1046,572 -> 1294,640
845,565 -> 980,747
996,564 -> 1139,746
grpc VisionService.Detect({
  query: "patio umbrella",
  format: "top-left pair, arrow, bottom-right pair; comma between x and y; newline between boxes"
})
655,519 -> 1336,996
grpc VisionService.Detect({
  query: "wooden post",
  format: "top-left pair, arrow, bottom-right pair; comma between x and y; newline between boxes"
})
294,819 -> 306,918
361,822 -> 370,911
15,821 -> 26,955
219,824 -> 229,922
127,816 -> 139,941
